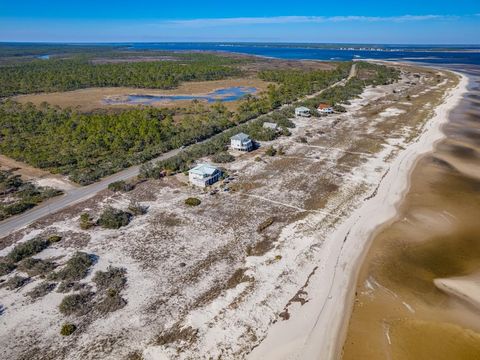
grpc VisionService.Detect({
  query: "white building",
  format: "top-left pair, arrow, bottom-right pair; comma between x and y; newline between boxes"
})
317,103 -> 334,114
230,132 -> 253,151
295,106 -> 311,117
263,122 -> 279,131
188,164 -> 222,187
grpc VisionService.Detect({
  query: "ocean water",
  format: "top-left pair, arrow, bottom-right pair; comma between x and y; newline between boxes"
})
128,42 -> 480,66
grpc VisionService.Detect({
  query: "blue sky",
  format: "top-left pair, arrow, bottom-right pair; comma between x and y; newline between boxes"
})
1,1 -> 479,43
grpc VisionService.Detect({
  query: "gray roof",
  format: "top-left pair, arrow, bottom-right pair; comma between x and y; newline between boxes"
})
295,106 -> 310,112
263,122 -> 278,129
230,132 -> 250,141
189,163 -> 220,176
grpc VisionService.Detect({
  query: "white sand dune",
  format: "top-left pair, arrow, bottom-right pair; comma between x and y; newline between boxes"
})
248,72 -> 469,360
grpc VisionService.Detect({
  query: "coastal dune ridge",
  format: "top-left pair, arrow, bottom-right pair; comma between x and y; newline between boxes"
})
249,68 -> 468,360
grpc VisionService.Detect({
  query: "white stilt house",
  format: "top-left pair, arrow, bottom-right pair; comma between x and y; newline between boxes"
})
295,106 -> 311,117
317,103 -> 334,114
188,164 -> 222,187
230,132 -> 253,152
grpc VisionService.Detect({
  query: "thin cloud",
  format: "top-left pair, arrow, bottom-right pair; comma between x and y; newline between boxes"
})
164,14 -> 454,27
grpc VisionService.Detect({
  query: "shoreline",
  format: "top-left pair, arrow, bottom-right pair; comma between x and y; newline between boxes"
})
248,68 -> 469,360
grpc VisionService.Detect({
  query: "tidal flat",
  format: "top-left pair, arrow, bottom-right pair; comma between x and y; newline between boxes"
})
342,67 -> 480,360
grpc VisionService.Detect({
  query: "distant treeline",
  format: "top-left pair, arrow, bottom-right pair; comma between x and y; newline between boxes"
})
0,63 -> 353,185
0,56 -> 243,97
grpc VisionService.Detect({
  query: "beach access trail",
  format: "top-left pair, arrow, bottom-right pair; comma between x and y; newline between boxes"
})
0,65 -> 355,237
248,71 -> 468,360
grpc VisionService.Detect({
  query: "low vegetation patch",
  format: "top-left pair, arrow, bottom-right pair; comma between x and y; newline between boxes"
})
212,152 -> 235,163
97,207 -> 132,229
265,146 -> 277,157
127,201 -> 148,216
108,180 -> 135,193
257,217 -> 276,233
92,266 -> 127,292
79,213 -> 94,230
185,197 -> 201,207
0,170 -> 63,221
3,275 -> 30,290
59,291 -> 94,316
17,257 -> 57,277
60,323 -> 77,336
27,281 -> 57,299
95,288 -> 127,314
0,259 -> 16,276
6,238 -> 50,263
50,252 -> 95,282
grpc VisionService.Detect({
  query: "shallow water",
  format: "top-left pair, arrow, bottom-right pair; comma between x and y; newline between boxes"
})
342,66 -> 480,359
103,86 -> 257,105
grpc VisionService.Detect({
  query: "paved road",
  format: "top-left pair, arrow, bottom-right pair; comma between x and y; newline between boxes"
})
0,147 -> 181,237
0,64 -> 356,237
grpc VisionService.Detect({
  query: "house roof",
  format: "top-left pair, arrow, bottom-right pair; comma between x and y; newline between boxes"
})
263,122 -> 278,129
296,106 -> 310,112
230,132 -> 250,142
318,103 -> 332,109
189,163 -> 219,176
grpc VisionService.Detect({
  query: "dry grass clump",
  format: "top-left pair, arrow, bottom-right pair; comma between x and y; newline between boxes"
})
246,237 -> 275,257
17,257 -> 57,277
156,323 -> 199,346
95,288 -> 127,314
3,275 -> 30,290
92,266 -> 127,292
0,259 -> 16,276
257,217 -> 276,233
93,266 -> 128,314
27,282 -> 57,299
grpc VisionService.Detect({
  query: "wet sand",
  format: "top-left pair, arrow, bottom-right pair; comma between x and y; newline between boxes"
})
342,66 -> 480,359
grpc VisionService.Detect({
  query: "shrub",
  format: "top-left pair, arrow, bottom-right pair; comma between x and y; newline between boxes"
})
57,281 -> 88,293
79,213 -> 94,230
98,207 -> 132,229
60,323 -> 77,336
108,180 -> 134,192
127,201 -> 148,216
211,152 -> 235,163
184,198 -> 201,206
0,259 -> 16,276
265,146 -> 277,157
7,238 -> 49,263
51,252 -> 94,282
93,266 -> 127,292
27,282 -> 57,299
4,275 -> 30,290
17,257 -> 57,277
47,235 -> 62,243
59,291 -> 93,316
95,289 -> 127,314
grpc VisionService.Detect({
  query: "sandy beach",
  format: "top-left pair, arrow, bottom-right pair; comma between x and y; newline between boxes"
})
248,70 -> 468,360
0,63 -> 466,360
